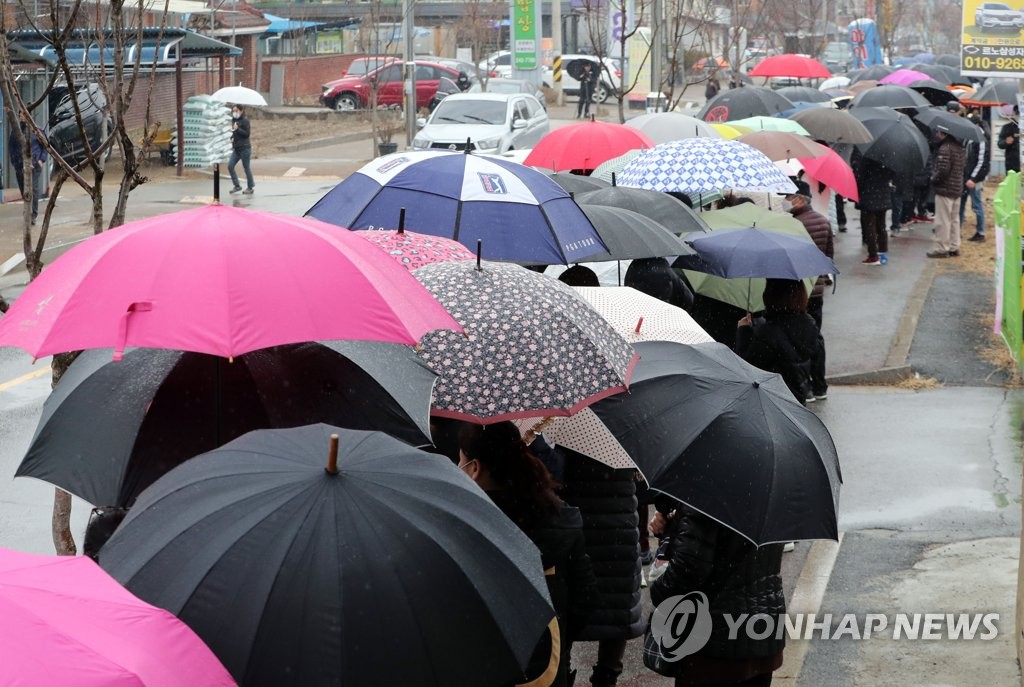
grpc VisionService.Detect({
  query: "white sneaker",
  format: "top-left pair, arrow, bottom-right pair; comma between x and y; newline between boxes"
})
783,542 -> 796,552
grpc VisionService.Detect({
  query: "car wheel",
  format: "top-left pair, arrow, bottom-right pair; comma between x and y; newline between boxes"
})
591,82 -> 611,104
334,93 -> 360,112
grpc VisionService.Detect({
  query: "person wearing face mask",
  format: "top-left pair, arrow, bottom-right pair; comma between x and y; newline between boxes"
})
458,421 -> 599,687
783,178 -> 832,402
998,105 -> 1019,175
228,104 -> 254,195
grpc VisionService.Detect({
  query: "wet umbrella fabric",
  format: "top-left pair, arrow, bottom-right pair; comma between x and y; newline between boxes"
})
566,57 -> 600,81
18,341 -> 439,507
415,260 -> 638,423
354,229 -> 475,271
967,77 -> 1018,105
676,227 -> 838,280
748,54 -> 830,79
878,69 -> 931,87
210,86 -> 267,107
775,86 -> 833,103
305,150 -> 606,265
589,341 -> 842,545
0,547 -> 235,687
573,286 -> 714,346
624,112 -> 722,143
0,205 -> 461,360
849,107 -> 929,180
577,205 -> 696,261
850,64 -> 893,82
788,108 -> 874,143
909,79 -> 955,106
575,186 -> 711,235
618,138 -> 797,195
523,120 -> 654,172
697,88 -> 795,122
849,84 -> 931,110
542,171 -> 610,194
99,425 -> 555,687
914,107 -> 983,144
737,131 -> 829,161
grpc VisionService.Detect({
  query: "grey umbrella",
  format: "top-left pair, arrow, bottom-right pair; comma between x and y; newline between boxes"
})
17,341 -> 438,507
540,170 -> 610,194
575,186 -> 712,235
776,85 -> 833,103
972,77 -> 1019,105
99,425 -> 555,687
850,64 -> 893,82
576,204 -> 697,261
788,107 -> 874,143
849,84 -> 931,110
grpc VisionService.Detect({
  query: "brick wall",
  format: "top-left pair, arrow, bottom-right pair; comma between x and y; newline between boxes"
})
122,71 -> 201,131
257,53 -> 361,102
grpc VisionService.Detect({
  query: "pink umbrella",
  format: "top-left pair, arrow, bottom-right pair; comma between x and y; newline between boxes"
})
523,120 -> 654,172
355,229 -> 474,271
0,205 -> 461,360
879,69 -> 931,87
800,147 -> 859,202
0,547 -> 234,686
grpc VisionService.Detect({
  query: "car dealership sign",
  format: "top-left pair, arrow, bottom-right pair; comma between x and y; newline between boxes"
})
962,0 -> 1024,77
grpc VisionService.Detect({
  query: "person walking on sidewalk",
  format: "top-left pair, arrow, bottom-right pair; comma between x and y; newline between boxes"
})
785,179 -> 832,402
228,104 -> 255,195
851,153 -> 892,266
928,127 -> 968,259
8,109 -> 48,225
961,112 -> 990,243
998,105 -> 1019,175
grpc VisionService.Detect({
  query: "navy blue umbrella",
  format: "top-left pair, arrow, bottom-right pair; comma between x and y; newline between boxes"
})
305,150 -> 607,265
676,226 -> 838,279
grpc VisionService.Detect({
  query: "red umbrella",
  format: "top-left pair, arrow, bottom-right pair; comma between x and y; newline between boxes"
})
800,146 -> 859,202
523,120 -> 654,172
749,54 -> 831,79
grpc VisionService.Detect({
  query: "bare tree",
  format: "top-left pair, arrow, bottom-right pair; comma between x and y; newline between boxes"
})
454,0 -> 504,88
0,0 -> 170,554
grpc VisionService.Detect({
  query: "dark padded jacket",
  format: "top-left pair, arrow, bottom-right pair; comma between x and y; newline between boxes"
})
789,204 -> 833,299
559,451 -> 644,641
852,155 -> 893,212
998,120 -> 1019,174
649,507 -> 785,659
932,135 -> 967,199
231,114 -> 251,151
734,310 -> 821,405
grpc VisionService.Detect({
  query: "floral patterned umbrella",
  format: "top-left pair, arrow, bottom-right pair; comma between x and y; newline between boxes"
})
414,260 -> 639,423
355,229 -> 475,271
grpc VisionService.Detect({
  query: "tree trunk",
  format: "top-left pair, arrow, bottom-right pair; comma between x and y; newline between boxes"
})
50,350 -> 81,555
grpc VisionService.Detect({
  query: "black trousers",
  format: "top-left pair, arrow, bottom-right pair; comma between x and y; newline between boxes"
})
861,210 -> 888,259
807,296 -> 827,396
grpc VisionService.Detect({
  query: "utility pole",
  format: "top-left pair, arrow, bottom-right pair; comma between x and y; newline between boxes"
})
651,0 -> 662,103
404,0 -> 416,146
553,0 -> 563,106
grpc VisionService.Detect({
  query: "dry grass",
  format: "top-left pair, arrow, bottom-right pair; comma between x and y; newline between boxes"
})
893,373 -> 943,390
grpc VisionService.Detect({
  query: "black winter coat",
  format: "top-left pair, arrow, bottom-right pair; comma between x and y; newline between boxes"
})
999,120 -> 1020,173
649,507 -> 785,660
963,120 -> 991,183
624,258 -> 694,311
789,205 -> 833,299
734,310 -> 821,404
559,451 -> 645,641
852,155 -> 894,212
490,491 -> 601,687
231,114 -> 251,151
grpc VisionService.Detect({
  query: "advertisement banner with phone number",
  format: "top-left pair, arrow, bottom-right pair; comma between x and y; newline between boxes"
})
962,0 -> 1024,77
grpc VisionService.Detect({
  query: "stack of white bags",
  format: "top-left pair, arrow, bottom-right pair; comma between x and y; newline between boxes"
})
175,95 -> 233,168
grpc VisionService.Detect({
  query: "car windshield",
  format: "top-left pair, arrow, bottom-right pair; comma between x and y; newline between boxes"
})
350,58 -> 393,75
483,81 -> 520,94
433,99 -> 507,125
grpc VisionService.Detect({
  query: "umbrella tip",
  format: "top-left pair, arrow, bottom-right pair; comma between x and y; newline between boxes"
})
611,172 -> 617,187
465,137 -> 472,154
398,207 -> 406,234
476,239 -> 482,271
326,434 -> 339,475
752,381 -> 760,389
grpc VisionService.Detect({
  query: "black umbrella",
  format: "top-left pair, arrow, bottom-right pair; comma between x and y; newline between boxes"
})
697,87 -> 795,122
909,79 -> 956,106
18,341 -> 438,507
935,54 -> 960,67
971,77 -> 1019,105
541,170 -> 610,194
566,57 -> 600,81
569,204 -> 697,262
850,64 -> 893,82
99,425 -> 555,687
590,341 -> 842,544
849,84 -> 931,110
575,186 -> 711,235
849,107 -> 929,180
914,107 -> 982,144
909,63 -> 960,84
775,86 -> 832,103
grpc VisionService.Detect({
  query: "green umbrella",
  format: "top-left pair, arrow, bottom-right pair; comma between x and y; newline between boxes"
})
680,204 -> 817,311
729,116 -> 811,136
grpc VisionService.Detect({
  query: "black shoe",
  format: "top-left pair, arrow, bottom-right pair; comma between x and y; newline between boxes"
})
243,188 -> 254,195
837,225 -> 847,233
229,186 -> 242,194
926,250 -> 949,259
968,233 -> 986,242
948,249 -> 960,257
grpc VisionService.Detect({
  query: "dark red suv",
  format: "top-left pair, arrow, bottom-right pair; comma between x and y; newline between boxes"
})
320,61 -> 461,111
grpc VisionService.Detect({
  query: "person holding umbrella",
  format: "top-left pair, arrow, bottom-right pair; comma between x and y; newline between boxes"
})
734,278 -> 821,405
228,104 -> 255,195
928,126 -> 967,258
783,179 -> 832,402
578,62 -> 597,119
458,422 -> 600,687
851,152 -> 894,266
997,105 -> 1019,175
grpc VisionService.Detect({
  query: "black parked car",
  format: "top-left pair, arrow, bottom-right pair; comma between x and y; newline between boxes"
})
48,83 -> 113,168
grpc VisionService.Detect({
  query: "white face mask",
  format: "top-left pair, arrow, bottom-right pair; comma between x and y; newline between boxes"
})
781,199 -> 794,212
232,111 -> 241,119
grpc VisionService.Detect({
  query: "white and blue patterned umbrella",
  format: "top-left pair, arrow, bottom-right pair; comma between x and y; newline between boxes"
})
306,151 -> 606,265
617,138 -> 798,195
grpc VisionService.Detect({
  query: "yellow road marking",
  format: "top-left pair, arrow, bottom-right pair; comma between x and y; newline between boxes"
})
0,366 -> 52,392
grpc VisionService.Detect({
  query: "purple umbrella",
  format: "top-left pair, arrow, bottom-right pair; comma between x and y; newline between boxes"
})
880,69 -> 931,87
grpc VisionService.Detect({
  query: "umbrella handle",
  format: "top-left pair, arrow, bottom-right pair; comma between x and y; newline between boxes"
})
114,301 -> 153,361
523,417 -> 555,444
326,434 -> 339,475
635,316 -> 643,334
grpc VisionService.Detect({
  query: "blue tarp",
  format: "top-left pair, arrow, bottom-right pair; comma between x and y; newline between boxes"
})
263,13 -> 322,34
